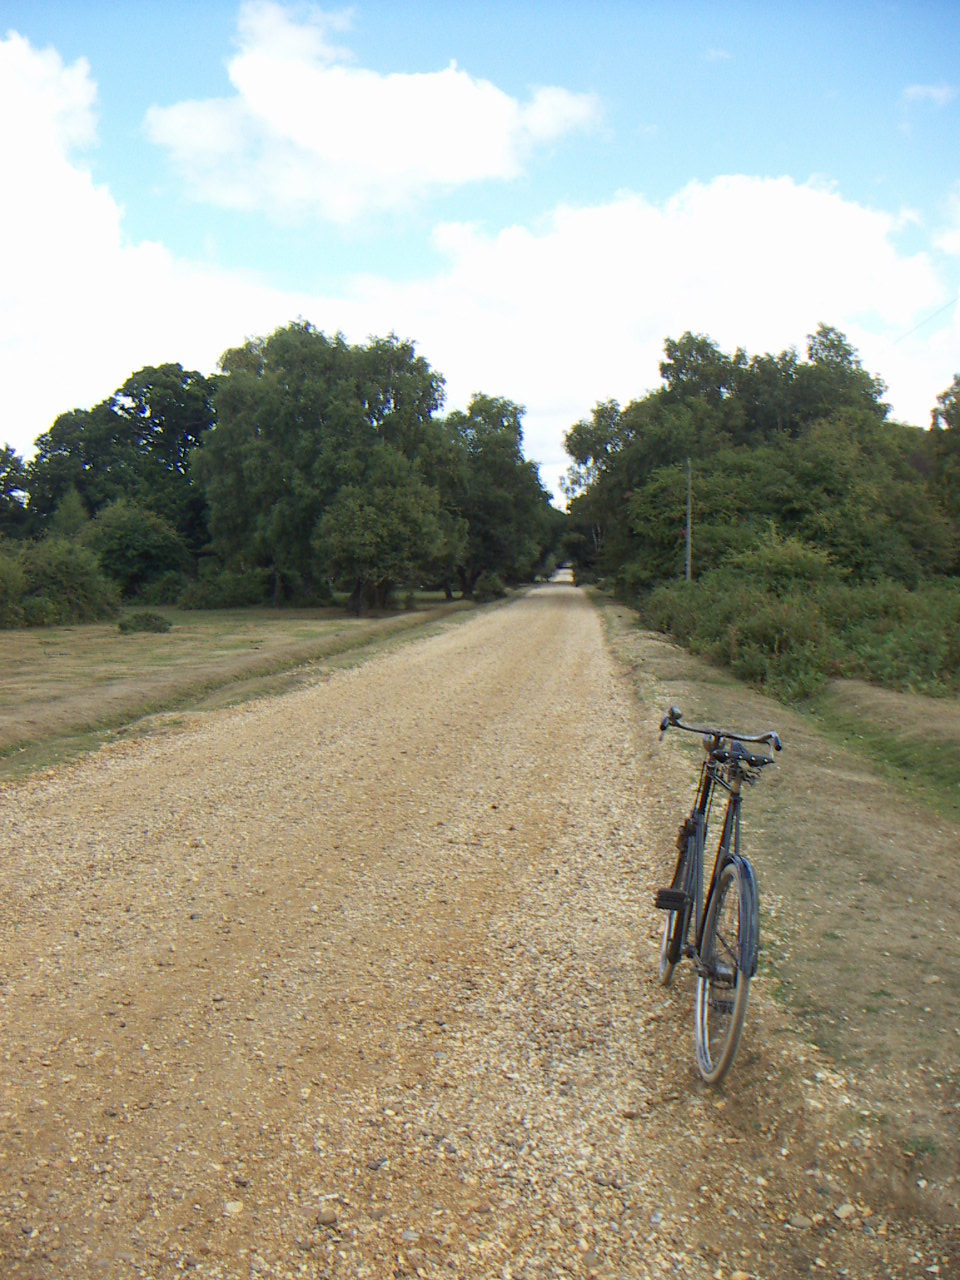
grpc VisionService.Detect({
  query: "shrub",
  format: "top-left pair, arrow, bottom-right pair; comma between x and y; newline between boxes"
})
19,537 -> 118,624
178,565 -> 272,609
139,570 -> 190,606
0,545 -> 24,627
86,499 -> 189,598
473,570 -> 507,602
118,610 -> 172,634
640,572 -> 960,702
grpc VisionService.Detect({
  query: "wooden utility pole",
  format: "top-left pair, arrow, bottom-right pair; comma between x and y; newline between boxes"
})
685,457 -> 692,581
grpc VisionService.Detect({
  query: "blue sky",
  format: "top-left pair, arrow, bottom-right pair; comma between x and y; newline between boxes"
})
2,1 -> 958,499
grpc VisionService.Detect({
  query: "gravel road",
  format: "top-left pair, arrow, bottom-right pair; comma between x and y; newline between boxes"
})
0,582 -> 954,1279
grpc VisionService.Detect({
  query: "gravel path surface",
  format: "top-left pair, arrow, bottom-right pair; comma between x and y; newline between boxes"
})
0,582 -> 954,1279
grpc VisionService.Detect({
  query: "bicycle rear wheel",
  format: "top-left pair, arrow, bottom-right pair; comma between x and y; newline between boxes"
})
658,837 -> 694,986
694,860 -> 754,1083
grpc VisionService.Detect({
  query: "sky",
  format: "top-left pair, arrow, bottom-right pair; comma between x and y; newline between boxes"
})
1,0 -> 959,501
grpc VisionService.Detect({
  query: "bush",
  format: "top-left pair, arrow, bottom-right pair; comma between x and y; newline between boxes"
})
19,537 -> 118,625
178,565 -> 272,609
86,499 -> 189,598
118,609 -> 172,634
473,570 -> 507,602
0,545 -> 24,627
139,570 -> 190,606
640,572 -> 960,701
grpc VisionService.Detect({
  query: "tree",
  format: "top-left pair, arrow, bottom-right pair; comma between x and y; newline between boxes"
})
793,323 -> 888,424
445,395 -> 557,595
27,364 -> 215,552
49,487 -> 90,539
109,364 -> 216,551
18,538 -> 117,625
314,445 -> 443,611
28,404 -> 138,521
85,498 -> 190,598
0,445 -> 29,538
659,332 -> 736,408
929,372 -> 960,566
564,327 -> 952,593
196,323 -> 452,602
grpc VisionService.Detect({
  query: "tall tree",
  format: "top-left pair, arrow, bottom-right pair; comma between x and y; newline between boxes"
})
314,444 -> 444,611
930,372 -> 960,567
196,323 -> 452,602
0,445 -> 29,538
445,395 -> 557,595
27,363 -> 215,551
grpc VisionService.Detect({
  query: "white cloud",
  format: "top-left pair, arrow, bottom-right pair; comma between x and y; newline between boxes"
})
337,177 -> 951,488
2,29 -> 958,505
0,30 -> 316,460
903,83 -> 957,108
144,0 -> 600,223
934,186 -> 960,256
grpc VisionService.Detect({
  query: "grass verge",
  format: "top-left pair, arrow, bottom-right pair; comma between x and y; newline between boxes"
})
595,591 -> 960,1219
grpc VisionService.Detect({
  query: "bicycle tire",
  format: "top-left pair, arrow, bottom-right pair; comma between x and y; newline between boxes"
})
658,836 -> 694,986
694,859 -> 755,1083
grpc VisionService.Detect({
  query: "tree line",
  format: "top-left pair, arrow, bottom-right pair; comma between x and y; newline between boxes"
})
0,323 -> 564,625
564,324 -> 960,698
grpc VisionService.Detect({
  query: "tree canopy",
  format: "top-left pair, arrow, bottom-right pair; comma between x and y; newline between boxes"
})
195,324 -> 560,608
564,324 -> 954,592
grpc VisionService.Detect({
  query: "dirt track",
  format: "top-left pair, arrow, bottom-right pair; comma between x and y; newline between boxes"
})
0,582 -> 955,1278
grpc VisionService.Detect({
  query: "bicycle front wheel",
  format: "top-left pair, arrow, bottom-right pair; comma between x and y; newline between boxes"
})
694,860 -> 754,1084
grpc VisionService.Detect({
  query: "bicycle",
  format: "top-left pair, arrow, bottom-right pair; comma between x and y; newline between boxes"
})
654,706 -> 782,1084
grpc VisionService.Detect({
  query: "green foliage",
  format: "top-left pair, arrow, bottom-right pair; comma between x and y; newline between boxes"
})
196,325 -> 450,599
445,394 -> 558,594
28,364 -> 215,553
566,333 -> 960,701
178,564 -> 272,609
118,609 -> 172,634
0,445 -> 29,539
49,486 -> 90,538
642,574 -> 960,702
472,570 -> 507,602
139,570 -> 191,606
85,498 -> 190,597
564,325 -> 925,595
18,538 -> 118,625
0,543 -> 25,626
314,445 -> 443,612
197,326 -> 561,607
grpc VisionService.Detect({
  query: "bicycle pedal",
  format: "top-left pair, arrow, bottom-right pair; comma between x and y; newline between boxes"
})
654,888 -> 689,912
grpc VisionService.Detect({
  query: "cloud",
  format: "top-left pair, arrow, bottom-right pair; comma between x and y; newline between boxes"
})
144,0 -> 600,223
0,30 -> 317,460
315,176 -> 952,489
934,186 -> 960,256
1,28 -> 957,504
903,83 -> 957,108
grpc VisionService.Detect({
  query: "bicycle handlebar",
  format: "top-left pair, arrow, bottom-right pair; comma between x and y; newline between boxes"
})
659,705 -> 782,754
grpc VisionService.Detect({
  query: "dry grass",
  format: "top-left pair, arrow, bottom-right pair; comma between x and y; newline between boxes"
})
0,601 -> 472,777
